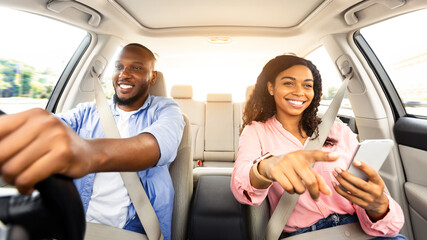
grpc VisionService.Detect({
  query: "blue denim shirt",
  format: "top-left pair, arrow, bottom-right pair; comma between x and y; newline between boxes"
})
57,95 -> 185,240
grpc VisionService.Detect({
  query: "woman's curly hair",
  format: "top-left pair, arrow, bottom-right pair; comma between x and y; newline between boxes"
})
242,54 -> 336,146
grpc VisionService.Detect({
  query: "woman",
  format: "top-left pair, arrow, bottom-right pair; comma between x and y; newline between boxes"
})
230,55 -> 405,239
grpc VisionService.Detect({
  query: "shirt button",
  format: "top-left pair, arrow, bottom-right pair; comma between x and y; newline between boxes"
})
132,216 -> 136,220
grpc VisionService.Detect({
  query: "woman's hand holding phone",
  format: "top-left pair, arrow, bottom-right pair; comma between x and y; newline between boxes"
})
332,160 -> 390,221
331,139 -> 394,221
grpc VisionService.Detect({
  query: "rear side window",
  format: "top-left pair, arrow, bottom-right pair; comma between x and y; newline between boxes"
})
306,47 -> 354,117
360,9 -> 427,117
0,7 -> 87,114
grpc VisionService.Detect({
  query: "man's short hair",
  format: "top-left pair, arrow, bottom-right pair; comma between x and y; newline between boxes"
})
124,43 -> 157,63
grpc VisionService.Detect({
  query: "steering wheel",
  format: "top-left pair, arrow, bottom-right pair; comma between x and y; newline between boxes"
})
0,110 -> 85,240
1,176 -> 86,240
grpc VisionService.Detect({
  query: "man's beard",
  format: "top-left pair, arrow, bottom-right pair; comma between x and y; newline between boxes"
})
113,85 -> 148,107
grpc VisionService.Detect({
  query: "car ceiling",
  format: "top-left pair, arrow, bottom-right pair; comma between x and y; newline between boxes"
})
1,0 -> 422,90
113,0 -> 327,29
3,0 -> 378,54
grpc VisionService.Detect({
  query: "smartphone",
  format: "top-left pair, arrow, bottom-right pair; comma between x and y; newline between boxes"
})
347,139 -> 394,181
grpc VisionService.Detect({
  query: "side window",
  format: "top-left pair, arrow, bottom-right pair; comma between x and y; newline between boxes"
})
360,9 -> 427,117
306,47 -> 355,118
0,8 -> 87,114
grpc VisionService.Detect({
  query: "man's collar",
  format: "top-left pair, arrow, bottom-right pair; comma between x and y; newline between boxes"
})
111,94 -> 152,116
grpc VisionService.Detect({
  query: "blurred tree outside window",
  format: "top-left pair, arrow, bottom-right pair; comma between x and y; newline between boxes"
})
0,7 -> 87,114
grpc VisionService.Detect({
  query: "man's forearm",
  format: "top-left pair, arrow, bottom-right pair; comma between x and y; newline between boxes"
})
0,109 -> 161,194
87,133 -> 161,173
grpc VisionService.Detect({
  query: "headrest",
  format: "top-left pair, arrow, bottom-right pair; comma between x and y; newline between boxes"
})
206,93 -> 232,102
149,71 -> 167,97
170,85 -> 193,99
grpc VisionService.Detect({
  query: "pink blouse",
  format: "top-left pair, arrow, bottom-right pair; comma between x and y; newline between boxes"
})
231,117 -> 404,236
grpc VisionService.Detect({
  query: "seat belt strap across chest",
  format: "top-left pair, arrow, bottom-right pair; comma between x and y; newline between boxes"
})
266,71 -> 371,240
85,68 -> 164,240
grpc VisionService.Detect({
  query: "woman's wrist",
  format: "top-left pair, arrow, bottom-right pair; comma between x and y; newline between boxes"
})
251,152 -> 274,187
366,195 -> 390,222
252,160 -> 273,184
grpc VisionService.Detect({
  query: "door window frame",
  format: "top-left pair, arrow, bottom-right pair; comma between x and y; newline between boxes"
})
353,31 -> 408,121
46,33 -> 92,112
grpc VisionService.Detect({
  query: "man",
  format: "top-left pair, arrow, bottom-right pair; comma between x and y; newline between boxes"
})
0,43 -> 185,240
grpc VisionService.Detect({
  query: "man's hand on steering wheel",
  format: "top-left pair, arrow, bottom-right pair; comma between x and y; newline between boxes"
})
0,108 -> 94,194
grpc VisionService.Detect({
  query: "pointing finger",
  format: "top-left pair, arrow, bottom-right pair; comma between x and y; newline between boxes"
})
296,166 -> 319,199
305,150 -> 339,164
312,168 -> 332,196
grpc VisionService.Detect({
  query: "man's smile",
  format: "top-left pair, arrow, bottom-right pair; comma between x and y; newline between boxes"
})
117,81 -> 135,93
119,83 -> 134,89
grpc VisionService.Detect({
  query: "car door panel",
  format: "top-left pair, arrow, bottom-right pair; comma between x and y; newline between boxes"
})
405,183 -> 427,221
394,117 -> 427,240
399,145 -> 427,186
395,117 -> 427,151
408,206 -> 427,240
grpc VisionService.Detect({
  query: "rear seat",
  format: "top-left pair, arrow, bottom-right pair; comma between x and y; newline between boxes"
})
170,85 -> 205,167
175,91 -> 249,239
171,86 -> 245,183
203,93 -> 235,167
195,93 -> 237,181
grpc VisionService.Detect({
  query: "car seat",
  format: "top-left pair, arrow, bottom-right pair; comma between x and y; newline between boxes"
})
150,72 -> 193,240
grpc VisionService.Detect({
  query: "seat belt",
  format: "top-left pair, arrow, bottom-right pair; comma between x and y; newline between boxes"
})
266,70 -> 371,240
84,68 -> 164,240
284,222 -> 368,240
86,222 -> 148,240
